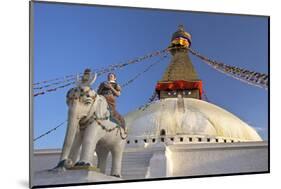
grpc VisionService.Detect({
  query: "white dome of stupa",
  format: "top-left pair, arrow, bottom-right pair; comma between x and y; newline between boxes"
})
124,98 -> 262,141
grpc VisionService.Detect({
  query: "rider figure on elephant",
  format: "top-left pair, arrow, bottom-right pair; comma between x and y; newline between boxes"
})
97,73 -> 126,130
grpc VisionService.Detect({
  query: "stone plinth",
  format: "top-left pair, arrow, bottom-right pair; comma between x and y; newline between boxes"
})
32,169 -> 122,187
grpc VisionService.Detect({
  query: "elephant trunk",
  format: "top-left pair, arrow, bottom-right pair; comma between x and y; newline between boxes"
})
59,100 -> 80,161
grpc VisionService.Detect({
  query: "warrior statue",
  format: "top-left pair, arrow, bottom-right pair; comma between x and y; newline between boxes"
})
97,73 -> 126,129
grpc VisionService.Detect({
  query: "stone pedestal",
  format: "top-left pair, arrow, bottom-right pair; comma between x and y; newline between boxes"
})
32,169 -> 122,187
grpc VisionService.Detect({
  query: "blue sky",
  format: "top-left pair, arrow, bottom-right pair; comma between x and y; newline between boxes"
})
33,2 -> 268,149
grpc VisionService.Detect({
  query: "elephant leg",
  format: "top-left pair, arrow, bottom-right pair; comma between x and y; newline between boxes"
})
79,124 -> 103,165
110,147 -> 123,177
58,100 -> 79,166
53,130 -> 82,170
68,130 -> 82,165
96,144 -> 109,174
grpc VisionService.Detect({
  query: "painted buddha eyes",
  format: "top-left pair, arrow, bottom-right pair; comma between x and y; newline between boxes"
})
167,91 -> 177,96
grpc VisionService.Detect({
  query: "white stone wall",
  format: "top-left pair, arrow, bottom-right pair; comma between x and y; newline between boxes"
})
32,141 -> 268,181
168,142 -> 268,176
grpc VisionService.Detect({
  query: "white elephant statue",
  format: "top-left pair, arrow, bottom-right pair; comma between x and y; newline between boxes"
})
54,70 -> 127,177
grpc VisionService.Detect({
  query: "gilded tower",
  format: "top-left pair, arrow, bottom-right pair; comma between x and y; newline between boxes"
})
155,25 -> 203,99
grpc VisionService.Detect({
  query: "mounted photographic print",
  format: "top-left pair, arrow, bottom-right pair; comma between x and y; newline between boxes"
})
30,1 -> 269,188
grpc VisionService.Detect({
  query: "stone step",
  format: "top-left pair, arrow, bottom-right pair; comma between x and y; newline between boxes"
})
91,152 -> 152,179
106,167 -> 148,172
122,175 -> 147,180
122,172 -> 147,176
122,163 -> 149,167
122,161 -> 150,164
122,173 -> 147,177
123,157 -> 151,159
99,160 -> 149,165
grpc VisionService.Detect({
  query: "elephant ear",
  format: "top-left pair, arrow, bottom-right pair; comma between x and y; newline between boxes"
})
95,96 -> 110,119
66,88 -> 73,105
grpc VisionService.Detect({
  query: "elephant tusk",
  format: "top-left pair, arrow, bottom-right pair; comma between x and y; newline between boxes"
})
90,73 -> 97,85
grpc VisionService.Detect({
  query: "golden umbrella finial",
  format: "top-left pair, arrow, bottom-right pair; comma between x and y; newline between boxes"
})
178,24 -> 185,31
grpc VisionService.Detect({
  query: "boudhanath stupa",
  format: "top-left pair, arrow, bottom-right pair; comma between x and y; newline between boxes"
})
32,25 -> 268,186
